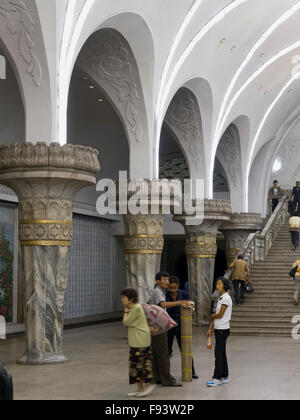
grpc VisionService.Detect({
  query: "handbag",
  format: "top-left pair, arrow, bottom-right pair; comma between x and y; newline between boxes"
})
142,304 -> 177,336
289,266 -> 298,278
244,283 -> 254,293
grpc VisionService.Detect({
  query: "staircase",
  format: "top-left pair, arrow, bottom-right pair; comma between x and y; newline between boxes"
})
231,220 -> 300,337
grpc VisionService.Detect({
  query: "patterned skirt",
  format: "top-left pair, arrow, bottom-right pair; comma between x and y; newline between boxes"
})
129,347 -> 153,384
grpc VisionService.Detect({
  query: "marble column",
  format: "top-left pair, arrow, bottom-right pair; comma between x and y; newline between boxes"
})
0,143 -> 100,364
174,200 -> 232,326
221,213 -> 263,266
121,179 -> 181,304
123,214 -> 164,304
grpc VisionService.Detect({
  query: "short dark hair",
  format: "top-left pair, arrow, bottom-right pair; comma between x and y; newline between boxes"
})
237,255 -> 244,260
169,276 -> 180,285
217,277 -> 231,292
273,180 -> 278,184
121,288 -> 138,303
156,271 -> 169,281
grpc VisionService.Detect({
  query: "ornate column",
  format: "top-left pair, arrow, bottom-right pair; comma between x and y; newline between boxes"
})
0,143 -> 100,365
174,200 -> 232,326
120,179 -> 181,304
123,214 -> 164,304
221,213 -> 263,265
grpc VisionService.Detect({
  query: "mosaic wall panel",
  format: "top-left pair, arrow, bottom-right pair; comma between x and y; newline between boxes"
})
65,214 -> 115,319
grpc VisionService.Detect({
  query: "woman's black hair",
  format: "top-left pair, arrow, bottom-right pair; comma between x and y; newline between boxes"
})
121,288 -> 139,303
217,277 -> 231,292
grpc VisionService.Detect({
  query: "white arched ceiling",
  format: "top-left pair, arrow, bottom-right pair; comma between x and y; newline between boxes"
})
75,28 -> 149,178
17,0 -> 300,210
249,107 -> 300,216
0,0 -> 51,142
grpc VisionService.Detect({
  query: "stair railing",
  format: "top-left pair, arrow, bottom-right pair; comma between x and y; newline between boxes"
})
225,195 -> 288,285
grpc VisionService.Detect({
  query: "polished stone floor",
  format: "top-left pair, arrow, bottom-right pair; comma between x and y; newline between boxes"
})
1,322 -> 300,400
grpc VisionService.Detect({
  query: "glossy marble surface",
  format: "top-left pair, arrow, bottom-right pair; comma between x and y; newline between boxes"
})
0,322 -> 300,400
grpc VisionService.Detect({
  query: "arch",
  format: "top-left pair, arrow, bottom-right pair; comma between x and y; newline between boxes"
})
249,106 -> 300,216
0,0 -> 52,142
155,78 -> 212,195
0,44 -> 25,145
71,27 -> 150,179
59,10 -> 155,165
215,123 -> 243,211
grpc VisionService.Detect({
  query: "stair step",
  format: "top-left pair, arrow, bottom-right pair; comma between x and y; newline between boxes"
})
230,329 -> 293,337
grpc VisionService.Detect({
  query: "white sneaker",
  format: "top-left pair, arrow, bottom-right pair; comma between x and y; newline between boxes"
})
206,378 -> 223,387
139,384 -> 157,397
128,392 -> 140,397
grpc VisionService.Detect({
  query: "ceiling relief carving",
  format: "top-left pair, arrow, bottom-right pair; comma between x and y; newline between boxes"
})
0,0 -> 42,86
165,88 -> 203,173
78,28 -> 145,144
216,125 -> 241,189
278,137 -> 300,168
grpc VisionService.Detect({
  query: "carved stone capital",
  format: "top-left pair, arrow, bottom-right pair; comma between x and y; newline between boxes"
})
0,142 -> 100,365
221,213 -> 263,264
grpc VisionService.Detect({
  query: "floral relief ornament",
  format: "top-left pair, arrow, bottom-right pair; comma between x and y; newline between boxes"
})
0,0 -> 42,86
78,29 -> 143,143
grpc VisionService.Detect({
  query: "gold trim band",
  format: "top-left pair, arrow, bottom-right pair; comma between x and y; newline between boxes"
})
20,220 -> 72,225
21,240 -> 71,247
124,234 -> 163,239
125,250 -> 163,255
186,254 -> 216,259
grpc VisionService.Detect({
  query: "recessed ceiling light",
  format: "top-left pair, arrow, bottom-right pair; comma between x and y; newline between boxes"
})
259,53 -> 265,57
89,85 -> 95,89
220,37 -> 226,44
98,99 -> 103,102
83,76 -> 88,80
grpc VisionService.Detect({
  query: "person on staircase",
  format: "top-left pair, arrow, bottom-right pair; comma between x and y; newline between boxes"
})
269,180 -> 282,213
291,259 -> 300,306
230,255 -> 251,306
291,181 -> 300,215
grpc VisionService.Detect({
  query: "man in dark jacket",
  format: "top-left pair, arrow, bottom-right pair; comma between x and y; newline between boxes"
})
292,181 -> 300,213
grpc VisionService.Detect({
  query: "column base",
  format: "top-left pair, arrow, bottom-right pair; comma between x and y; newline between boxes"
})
18,351 -> 68,365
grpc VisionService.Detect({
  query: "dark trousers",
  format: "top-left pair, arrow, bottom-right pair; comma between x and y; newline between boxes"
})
233,280 -> 245,305
272,199 -> 279,213
213,329 -> 230,380
152,332 -> 176,386
167,327 -> 196,376
291,231 -> 300,249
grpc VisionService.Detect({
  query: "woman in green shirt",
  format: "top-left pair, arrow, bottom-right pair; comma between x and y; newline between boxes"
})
122,288 -> 156,398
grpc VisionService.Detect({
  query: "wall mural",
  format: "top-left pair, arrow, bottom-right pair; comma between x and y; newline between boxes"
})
0,205 -> 15,323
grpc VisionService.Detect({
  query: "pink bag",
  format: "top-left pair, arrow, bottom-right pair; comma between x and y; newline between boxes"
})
142,304 -> 177,335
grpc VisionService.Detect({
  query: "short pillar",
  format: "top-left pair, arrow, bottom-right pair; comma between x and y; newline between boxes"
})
181,305 -> 193,383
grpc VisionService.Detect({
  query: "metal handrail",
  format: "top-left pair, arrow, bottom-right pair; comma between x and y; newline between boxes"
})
225,195 -> 289,286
